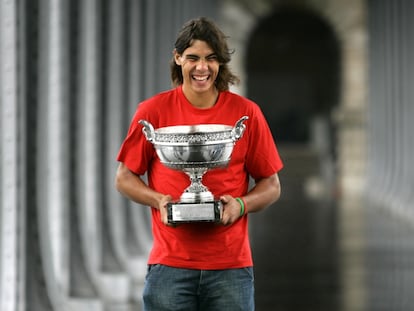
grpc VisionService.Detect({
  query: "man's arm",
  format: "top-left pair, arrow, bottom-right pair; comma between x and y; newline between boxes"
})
115,162 -> 171,223
243,173 -> 281,213
220,173 -> 281,225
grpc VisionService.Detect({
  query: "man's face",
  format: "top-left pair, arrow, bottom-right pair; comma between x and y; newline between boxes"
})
174,40 -> 220,96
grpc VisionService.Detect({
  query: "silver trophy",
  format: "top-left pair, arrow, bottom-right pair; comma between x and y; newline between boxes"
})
139,116 -> 248,224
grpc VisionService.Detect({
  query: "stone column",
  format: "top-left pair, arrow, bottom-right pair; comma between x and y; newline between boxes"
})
309,0 -> 368,198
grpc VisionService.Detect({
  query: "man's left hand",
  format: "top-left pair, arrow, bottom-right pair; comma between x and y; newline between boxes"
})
220,195 -> 243,225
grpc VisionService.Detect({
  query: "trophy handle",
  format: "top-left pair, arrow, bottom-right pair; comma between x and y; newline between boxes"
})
231,116 -> 249,141
139,120 -> 155,142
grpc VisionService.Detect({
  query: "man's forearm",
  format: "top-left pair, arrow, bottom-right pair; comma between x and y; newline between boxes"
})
242,173 -> 281,214
115,162 -> 165,209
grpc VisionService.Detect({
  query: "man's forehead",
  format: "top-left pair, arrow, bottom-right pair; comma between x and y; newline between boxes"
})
182,40 -> 215,54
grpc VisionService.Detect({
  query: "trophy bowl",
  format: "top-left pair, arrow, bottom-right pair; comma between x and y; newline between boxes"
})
139,116 -> 248,223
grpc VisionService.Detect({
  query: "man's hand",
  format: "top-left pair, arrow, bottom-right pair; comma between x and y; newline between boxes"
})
220,195 -> 243,225
157,194 -> 173,226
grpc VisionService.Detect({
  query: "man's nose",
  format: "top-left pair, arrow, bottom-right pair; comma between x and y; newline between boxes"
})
196,58 -> 209,69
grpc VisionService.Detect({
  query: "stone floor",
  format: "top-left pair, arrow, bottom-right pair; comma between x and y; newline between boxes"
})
249,146 -> 414,311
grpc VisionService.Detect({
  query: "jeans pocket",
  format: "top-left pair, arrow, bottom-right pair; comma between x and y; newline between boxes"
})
243,267 -> 255,280
146,264 -> 160,279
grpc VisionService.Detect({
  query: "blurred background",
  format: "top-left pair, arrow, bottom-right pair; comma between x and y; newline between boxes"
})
1,0 -> 413,310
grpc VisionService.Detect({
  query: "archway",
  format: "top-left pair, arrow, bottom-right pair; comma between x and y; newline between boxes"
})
246,7 -> 342,309
246,6 -> 341,144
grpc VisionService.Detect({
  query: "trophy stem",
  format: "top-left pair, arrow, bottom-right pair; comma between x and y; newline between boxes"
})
180,168 -> 214,202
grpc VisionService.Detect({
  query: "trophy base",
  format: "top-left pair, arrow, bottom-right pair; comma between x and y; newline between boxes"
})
167,201 -> 223,224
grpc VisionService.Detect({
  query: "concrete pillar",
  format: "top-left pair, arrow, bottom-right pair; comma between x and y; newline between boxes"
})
35,0 -> 71,308
0,1 -> 22,310
367,0 -> 414,218
309,0 -> 368,198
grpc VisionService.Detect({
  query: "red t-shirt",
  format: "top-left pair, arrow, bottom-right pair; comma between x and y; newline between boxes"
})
117,86 -> 283,270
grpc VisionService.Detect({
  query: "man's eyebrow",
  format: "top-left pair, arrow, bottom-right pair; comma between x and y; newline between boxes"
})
185,53 -> 217,58
185,54 -> 199,58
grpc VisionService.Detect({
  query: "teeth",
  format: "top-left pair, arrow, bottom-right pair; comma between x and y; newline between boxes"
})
193,75 -> 208,81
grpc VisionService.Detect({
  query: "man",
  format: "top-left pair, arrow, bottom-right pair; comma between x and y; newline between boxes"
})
115,17 -> 283,311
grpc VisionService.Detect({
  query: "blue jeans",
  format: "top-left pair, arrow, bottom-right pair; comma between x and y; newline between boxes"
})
142,264 -> 255,311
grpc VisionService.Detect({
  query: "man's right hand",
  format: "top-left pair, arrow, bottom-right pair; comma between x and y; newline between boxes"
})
158,194 -> 173,226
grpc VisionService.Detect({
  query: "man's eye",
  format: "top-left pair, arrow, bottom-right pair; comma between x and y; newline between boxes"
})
207,55 -> 218,61
186,56 -> 198,61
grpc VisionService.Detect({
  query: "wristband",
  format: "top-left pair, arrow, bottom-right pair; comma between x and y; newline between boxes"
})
235,197 -> 245,216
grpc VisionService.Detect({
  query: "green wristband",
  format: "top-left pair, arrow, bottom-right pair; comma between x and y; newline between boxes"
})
235,197 -> 245,216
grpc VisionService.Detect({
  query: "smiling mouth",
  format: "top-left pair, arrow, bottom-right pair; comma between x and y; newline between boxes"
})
192,74 -> 210,82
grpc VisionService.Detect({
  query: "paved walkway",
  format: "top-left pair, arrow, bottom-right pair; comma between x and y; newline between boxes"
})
250,146 -> 414,311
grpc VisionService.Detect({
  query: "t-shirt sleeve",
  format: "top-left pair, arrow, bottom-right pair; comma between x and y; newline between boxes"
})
116,104 -> 155,175
245,105 -> 283,180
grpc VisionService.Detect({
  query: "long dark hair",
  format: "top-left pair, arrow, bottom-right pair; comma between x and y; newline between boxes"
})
170,17 -> 240,91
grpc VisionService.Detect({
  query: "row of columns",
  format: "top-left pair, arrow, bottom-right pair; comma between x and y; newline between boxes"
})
0,1 -> 217,310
